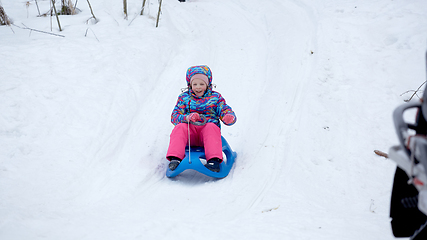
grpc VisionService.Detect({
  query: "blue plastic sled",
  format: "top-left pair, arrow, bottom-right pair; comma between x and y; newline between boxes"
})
166,136 -> 237,178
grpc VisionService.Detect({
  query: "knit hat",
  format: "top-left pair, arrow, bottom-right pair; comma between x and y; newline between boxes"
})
186,65 -> 212,87
190,74 -> 209,86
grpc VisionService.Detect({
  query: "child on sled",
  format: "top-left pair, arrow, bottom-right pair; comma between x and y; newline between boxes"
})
166,65 -> 237,172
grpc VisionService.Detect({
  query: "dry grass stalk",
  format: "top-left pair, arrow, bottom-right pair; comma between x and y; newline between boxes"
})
156,0 -> 162,27
141,0 -> 147,15
123,0 -> 127,19
51,0 -> 62,31
86,0 -> 97,23
0,5 -> 11,25
59,0 -> 75,15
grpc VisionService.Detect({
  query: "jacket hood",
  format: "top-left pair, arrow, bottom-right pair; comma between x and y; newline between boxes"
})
186,65 -> 213,87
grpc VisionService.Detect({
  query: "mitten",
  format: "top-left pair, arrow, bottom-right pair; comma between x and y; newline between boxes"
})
222,114 -> 235,124
186,113 -> 201,122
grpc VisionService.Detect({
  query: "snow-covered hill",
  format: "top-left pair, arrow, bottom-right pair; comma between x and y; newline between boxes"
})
1,0 -> 427,239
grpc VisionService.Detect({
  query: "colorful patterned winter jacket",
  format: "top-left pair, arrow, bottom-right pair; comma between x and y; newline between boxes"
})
171,88 -> 236,128
171,65 -> 236,128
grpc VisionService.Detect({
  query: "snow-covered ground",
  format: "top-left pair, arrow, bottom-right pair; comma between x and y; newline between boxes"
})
1,0 -> 427,239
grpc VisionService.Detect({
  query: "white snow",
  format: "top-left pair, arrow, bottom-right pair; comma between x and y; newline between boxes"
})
1,0 -> 427,239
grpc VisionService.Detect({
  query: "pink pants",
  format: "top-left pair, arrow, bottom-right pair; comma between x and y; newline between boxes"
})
166,123 -> 223,161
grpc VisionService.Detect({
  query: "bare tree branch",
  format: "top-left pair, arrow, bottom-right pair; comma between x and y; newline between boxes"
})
401,81 -> 427,102
85,28 -> 99,41
13,23 -> 65,37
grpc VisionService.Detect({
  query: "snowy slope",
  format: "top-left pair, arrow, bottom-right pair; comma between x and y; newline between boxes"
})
1,0 -> 427,239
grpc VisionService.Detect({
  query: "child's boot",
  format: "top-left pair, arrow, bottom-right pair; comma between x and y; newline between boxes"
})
205,158 -> 221,172
168,157 -> 182,171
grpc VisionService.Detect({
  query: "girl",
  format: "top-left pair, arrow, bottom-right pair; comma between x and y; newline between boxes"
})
166,65 -> 236,172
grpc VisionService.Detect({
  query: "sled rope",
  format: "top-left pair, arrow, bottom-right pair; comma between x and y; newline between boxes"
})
188,121 -> 192,164
187,115 -> 207,165
188,98 -> 193,164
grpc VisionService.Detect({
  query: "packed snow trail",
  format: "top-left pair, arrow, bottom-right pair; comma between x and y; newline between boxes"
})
2,0 -> 427,239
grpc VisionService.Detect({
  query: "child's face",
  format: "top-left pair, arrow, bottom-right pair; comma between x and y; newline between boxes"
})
191,78 -> 208,97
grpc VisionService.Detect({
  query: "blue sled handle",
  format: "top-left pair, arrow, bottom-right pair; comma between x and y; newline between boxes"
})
166,136 -> 236,178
